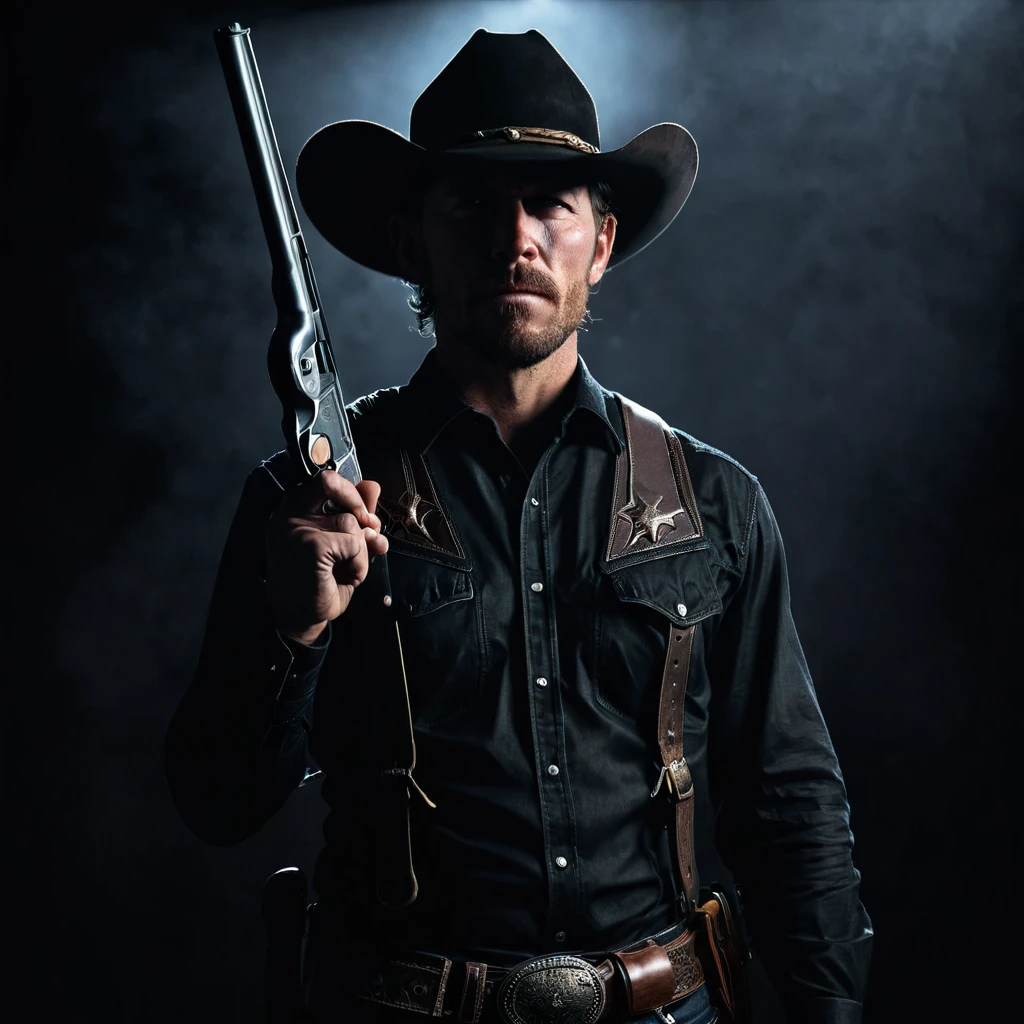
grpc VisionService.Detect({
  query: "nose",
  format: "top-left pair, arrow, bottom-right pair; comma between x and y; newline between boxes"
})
490,199 -> 539,266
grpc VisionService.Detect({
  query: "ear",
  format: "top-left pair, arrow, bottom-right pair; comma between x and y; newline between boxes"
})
588,214 -> 617,286
389,213 -> 428,284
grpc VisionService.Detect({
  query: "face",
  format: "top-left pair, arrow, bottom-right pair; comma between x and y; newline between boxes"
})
394,169 -> 616,368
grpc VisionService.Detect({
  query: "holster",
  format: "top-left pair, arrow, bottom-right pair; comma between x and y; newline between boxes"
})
262,867 -> 314,1023
692,887 -> 752,1024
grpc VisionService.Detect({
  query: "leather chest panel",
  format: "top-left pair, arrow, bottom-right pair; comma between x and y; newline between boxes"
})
604,397 -> 703,568
375,447 -> 470,571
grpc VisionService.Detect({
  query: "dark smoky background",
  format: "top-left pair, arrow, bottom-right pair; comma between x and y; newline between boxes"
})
7,0 -> 1021,1020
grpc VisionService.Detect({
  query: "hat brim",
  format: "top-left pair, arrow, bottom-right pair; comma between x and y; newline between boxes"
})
295,120 -> 697,276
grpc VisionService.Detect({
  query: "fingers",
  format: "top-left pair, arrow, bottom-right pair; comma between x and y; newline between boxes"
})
356,478 -> 382,517
281,470 -> 381,532
317,472 -> 367,518
309,511 -> 387,581
320,528 -> 370,587
271,471 -> 387,556
319,472 -> 382,532
365,525 -> 389,558
267,471 -> 389,631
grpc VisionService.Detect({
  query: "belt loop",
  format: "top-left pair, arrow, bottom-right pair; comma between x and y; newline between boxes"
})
457,962 -> 488,1022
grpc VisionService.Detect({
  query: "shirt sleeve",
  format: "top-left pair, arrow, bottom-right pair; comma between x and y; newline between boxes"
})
706,480 -> 873,1024
164,462 -> 330,847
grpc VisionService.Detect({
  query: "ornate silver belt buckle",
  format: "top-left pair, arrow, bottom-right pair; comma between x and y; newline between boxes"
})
496,954 -> 605,1024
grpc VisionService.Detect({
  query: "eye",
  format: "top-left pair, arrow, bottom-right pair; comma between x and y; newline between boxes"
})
531,195 -> 575,212
447,192 -> 486,214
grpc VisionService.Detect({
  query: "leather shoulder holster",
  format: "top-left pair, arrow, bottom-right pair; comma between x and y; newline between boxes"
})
610,398 -> 751,1024
607,396 -> 702,910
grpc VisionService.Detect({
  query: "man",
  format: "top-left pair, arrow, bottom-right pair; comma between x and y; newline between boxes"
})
166,28 -> 871,1024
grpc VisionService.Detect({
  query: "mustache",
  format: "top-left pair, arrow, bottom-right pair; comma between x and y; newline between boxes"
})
475,266 -> 560,301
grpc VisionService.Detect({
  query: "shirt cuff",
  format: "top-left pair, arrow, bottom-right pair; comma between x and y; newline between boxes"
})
278,621 -> 332,656
268,621 -> 331,724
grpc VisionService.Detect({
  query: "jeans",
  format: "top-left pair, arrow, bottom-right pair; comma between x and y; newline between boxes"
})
631,983 -> 718,1024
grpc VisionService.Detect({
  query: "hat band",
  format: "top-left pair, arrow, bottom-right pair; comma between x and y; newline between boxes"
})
447,126 -> 600,154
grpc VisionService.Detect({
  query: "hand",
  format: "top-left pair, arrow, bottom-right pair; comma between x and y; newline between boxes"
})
266,471 -> 389,644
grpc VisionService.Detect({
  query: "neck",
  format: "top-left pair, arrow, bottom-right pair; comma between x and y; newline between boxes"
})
433,333 -> 579,445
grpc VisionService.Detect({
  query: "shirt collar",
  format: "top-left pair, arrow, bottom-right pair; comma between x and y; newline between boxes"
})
402,348 -> 623,455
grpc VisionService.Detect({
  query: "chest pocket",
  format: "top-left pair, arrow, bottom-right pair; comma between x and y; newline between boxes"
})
385,551 -> 483,730
593,544 -> 721,722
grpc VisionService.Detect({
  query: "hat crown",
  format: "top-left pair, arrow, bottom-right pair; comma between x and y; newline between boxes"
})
410,29 -> 600,151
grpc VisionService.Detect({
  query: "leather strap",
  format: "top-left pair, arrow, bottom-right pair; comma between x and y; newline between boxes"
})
607,398 -> 702,910
657,623 -> 698,908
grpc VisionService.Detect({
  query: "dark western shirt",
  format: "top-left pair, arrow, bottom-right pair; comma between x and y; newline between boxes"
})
166,352 -> 872,1022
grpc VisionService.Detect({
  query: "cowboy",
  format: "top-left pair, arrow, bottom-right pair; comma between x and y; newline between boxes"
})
166,28 -> 871,1024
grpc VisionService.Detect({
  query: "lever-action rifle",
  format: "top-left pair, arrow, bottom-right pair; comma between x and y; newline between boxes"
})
214,22 -> 360,486
212,27 -> 426,1018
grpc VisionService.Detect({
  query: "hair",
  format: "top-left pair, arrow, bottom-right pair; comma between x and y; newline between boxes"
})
404,180 -> 615,338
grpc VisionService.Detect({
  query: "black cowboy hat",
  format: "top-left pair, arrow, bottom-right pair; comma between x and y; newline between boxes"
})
296,28 -> 698,275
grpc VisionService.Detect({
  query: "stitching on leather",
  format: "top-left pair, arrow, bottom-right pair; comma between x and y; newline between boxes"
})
667,429 -> 703,539
458,966 -> 474,1022
420,451 -> 466,559
660,427 -> 698,540
359,993 -> 434,1014
385,538 -> 471,571
393,959 -> 442,973
433,958 -> 452,1016
473,964 -> 487,1019
606,398 -> 630,562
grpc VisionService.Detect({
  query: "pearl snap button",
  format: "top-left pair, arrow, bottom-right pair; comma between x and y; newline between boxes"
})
531,582 -> 544,592
677,602 -> 687,617
536,677 -> 548,687
555,856 -> 568,869
547,764 -> 559,776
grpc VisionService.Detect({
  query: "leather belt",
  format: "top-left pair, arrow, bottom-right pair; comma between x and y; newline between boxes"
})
348,920 -> 704,1022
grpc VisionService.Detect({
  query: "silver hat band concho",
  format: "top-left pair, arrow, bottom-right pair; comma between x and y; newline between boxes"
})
496,954 -> 605,1024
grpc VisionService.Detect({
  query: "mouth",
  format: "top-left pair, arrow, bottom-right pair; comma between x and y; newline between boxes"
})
477,287 -> 555,303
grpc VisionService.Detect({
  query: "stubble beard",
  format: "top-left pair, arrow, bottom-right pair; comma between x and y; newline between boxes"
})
434,270 -> 592,370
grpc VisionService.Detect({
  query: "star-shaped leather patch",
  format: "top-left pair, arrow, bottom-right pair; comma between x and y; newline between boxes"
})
616,493 -> 685,547
379,490 -> 439,544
